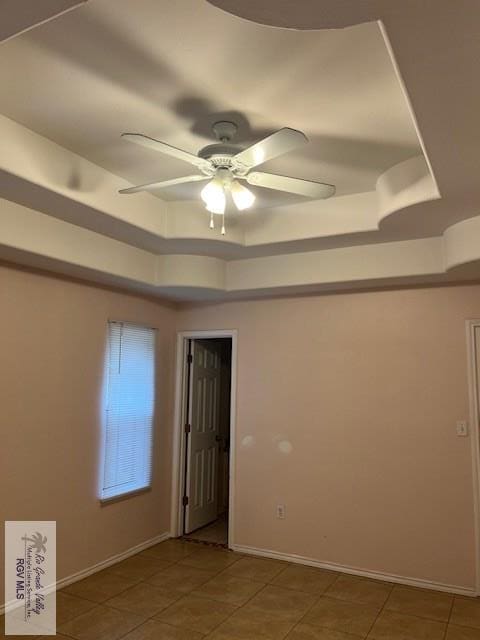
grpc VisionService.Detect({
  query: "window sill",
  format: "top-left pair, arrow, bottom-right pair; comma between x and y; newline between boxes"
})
99,486 -> 151,506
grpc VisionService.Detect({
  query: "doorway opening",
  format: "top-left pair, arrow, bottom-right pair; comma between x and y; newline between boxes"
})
173,332 -> 235,548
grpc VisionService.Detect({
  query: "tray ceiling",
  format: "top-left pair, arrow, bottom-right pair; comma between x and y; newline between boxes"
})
1,0 -> 479,300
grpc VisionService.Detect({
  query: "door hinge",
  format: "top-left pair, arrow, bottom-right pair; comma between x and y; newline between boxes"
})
182,495 -> 189,507
187,354 -> 193,364
184,423 -> 191,434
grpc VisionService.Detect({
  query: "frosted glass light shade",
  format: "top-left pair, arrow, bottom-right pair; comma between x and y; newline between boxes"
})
201,178 -> 226,214
231,180 -> 255,210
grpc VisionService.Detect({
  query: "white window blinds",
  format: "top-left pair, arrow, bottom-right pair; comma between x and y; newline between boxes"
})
101,321 -> 156,500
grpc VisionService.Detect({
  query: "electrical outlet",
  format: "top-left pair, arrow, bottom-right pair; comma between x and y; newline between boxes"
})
456,421 -> 468,437
276,504 -> 286,519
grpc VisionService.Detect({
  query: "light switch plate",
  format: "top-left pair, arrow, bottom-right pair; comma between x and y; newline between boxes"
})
456,421 -> 468,436
276,504 -> 286,519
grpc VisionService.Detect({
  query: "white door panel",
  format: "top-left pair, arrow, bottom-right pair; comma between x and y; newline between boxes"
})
185,340 -> 221,533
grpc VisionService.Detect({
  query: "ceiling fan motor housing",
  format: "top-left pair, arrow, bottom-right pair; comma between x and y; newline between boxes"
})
197,121 -> 249,174
197,144 -> 250,177
198,143 -> 238,164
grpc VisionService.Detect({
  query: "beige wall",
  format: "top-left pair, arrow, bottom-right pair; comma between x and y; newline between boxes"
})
178,286 -> 479,590
1,263 -> 479,599
0,264 -> 176,601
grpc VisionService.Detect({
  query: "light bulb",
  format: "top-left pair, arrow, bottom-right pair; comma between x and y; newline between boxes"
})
201,177 -> 226,214
231,180 -> 255,211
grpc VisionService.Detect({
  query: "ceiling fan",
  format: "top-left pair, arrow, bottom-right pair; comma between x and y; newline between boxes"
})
119,121 -> 335,234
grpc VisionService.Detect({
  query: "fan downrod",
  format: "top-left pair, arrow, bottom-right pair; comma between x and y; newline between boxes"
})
197,121 -> 241,166
212,121 -> 238,143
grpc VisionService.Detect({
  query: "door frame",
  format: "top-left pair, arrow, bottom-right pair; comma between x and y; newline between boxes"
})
466,320 -> 480,595
170,329 -> 238,548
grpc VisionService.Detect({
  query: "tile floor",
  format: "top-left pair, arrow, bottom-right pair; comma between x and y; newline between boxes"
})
2,538 -> 480,639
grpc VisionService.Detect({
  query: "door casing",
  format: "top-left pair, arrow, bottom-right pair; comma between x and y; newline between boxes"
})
466,320 -> 480,595
171,329 -> 237,548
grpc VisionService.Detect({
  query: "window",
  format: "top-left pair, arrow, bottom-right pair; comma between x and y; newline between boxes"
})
100,321 -> 156,500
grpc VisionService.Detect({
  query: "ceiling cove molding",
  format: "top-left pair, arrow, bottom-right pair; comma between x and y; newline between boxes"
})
156,255 -> 225,290
0,115 -> 439,256
0,114 -> 167,240
376,156 -> 439,225
444,217 -> 480,272
3,198 -> 480,301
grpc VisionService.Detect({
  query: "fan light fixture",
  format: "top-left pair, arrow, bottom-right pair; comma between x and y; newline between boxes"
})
201,175 -> 256,214
200,168 -> 256,234
230,180 -> 256,210
201,176 -> 226,214
119,120 -> 336,235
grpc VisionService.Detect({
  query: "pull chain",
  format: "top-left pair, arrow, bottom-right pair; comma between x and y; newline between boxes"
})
221,212 -> 226,235
209,211 -> 214,229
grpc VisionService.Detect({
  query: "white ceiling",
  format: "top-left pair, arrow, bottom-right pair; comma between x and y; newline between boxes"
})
0,0 -> 420,201
1,0 -> 479,300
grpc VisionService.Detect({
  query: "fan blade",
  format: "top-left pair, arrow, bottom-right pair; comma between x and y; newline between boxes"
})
122,133 -> 210,171
233,128 -> 308,169
246,171 -> 335,199
119,174 -> 209,194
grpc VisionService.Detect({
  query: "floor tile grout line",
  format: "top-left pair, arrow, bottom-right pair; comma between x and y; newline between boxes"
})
58,601 -> 149,639
58,545 -> 200,633
204,578 -> 303,640
365,596 -> 456,639
172,563 -> 299,637
56,603 -> 151,640
189,583 -> 268,636
112,612 -> 156,640
64,568 -> 157,603
55,595 -> 102,628
100,586 -> 185,619
137,553 -> 251,635
385,582 -> 457,622
283,581 -> 337,640
443,595 -> 455,640
88,581 -> 211,640
283,576 -> 394,639
186,560 -> 285,635
364,583 -> 394,639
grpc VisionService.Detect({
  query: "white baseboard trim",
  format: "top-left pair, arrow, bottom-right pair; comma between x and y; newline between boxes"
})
0,531 -> 171,615
56,531 -> 171,591
231,543 -> 477,597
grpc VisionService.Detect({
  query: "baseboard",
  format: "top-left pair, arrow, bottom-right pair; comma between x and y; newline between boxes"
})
55,531 -> 171,591
231,543 -> 477,597
0,531 -> 171,615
